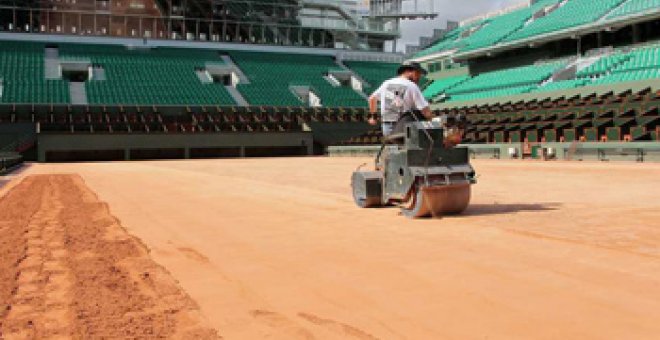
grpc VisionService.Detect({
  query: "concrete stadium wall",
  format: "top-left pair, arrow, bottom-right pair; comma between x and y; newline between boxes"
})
307,121 -> 372,147
465,142 -> 660,162
37,132 -> 314,162
0,124 -> 35,149
328,142 -> 660,162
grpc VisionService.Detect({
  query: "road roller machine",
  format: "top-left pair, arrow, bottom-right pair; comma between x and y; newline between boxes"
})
351,116 -> 476,218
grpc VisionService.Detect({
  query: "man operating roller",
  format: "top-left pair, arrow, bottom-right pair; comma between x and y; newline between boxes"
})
368,61 -> 433,138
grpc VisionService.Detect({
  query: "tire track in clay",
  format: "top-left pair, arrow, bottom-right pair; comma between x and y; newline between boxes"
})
0,175 -> 220,339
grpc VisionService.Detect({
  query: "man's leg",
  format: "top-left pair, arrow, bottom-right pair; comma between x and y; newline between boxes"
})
377,122 -> 395,170
390,113 -> 417,136
381,122 -> 394,137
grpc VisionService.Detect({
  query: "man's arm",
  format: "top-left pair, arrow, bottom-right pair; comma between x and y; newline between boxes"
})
420,106 -> 433,120
411,85 -> 433,120
368,84 -> 384,126
368,95 -> 378,125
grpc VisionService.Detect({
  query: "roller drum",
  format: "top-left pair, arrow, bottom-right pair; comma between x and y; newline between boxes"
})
401,183 -> 471,218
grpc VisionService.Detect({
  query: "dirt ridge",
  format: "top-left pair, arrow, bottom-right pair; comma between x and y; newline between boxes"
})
0,174 -> 220,339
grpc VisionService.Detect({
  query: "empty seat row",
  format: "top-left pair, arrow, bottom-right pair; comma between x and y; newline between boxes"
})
229,51 -> 367,107
1,41 -> 391,107
429,44 -> 660,106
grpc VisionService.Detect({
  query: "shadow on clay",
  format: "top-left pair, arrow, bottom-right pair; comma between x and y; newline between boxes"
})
460,202 -> 562,217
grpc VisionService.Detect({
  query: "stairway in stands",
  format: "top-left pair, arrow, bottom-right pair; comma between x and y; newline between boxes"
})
69,83 -> 88,105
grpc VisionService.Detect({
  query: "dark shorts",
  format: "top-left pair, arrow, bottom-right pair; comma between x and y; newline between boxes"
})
384,111 -> 425,140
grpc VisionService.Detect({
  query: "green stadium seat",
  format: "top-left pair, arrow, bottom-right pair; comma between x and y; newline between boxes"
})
636,115 -> 659,131
614,117 -> 635,136
494,131 -> 506,143
630,126 -> 649,141
577,111 -> 595,120
414,0 -> 643,58
476,132 -> 490,143
606,127 -> 621,141
413,20 -> 487,58
445,61 -> 563,103
536,121 -> 553,131
230,51 -> 367,107
509,131 -> 521,143
584,121 -> 608,141
504,0 -> 627,43
525,130 -> 539,143
607,0 -> 660,20
422,75 -> 469,100
544,129 -> 557,142
55,44 -> 236,106
563,128 -> 577,142
458,0 -> 562,53
344,61 -> 399,93
0,42 -> 70,104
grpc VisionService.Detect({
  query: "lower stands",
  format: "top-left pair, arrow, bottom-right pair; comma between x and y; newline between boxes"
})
0,104 -> 369,133
452,89 -> 660,144
0,104 -> 373,161
3,89 -> 660,162
331,88 -> 660,162
337,89 -> 660,145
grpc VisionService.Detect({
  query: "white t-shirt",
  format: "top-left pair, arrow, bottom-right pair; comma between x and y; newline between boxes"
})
369,77 -> 429,123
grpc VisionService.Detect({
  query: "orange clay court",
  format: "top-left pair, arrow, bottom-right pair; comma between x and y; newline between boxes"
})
1,157 -> 660,339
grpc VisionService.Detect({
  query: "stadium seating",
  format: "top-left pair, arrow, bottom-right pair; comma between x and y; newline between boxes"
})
575,54 -> 632,78
606,0 -> 660,19
0,42 -> 70,104
458,0 -> 561,52
336,89 -> 660,145
442,61 -> 564,102
613,45 -> 660,71
415,0 -> 660,58
0,104 -> 369,134
425,43 -> 660,105
533,78 -> 590,93
228,51 -> 366,107
59,44 -> 236,106
572,45 -> 660,86
458,89 -> 660,144
415,0 -> 563,56
422,75 -> 469,100
0,40 -> 389,107
343,61 -> 399,92
449,85 -> 537,102
413,20 -> 486,58
468,91 -> 658,144
503,0 -> 627,43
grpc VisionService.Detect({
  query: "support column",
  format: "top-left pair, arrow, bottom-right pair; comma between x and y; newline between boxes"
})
38,147 -> 46,163
184,148 -> 190,159
124,149 -> 130,161
304,139 -> 313,155
239,146 -> 246,158
577,36 -> 582,56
